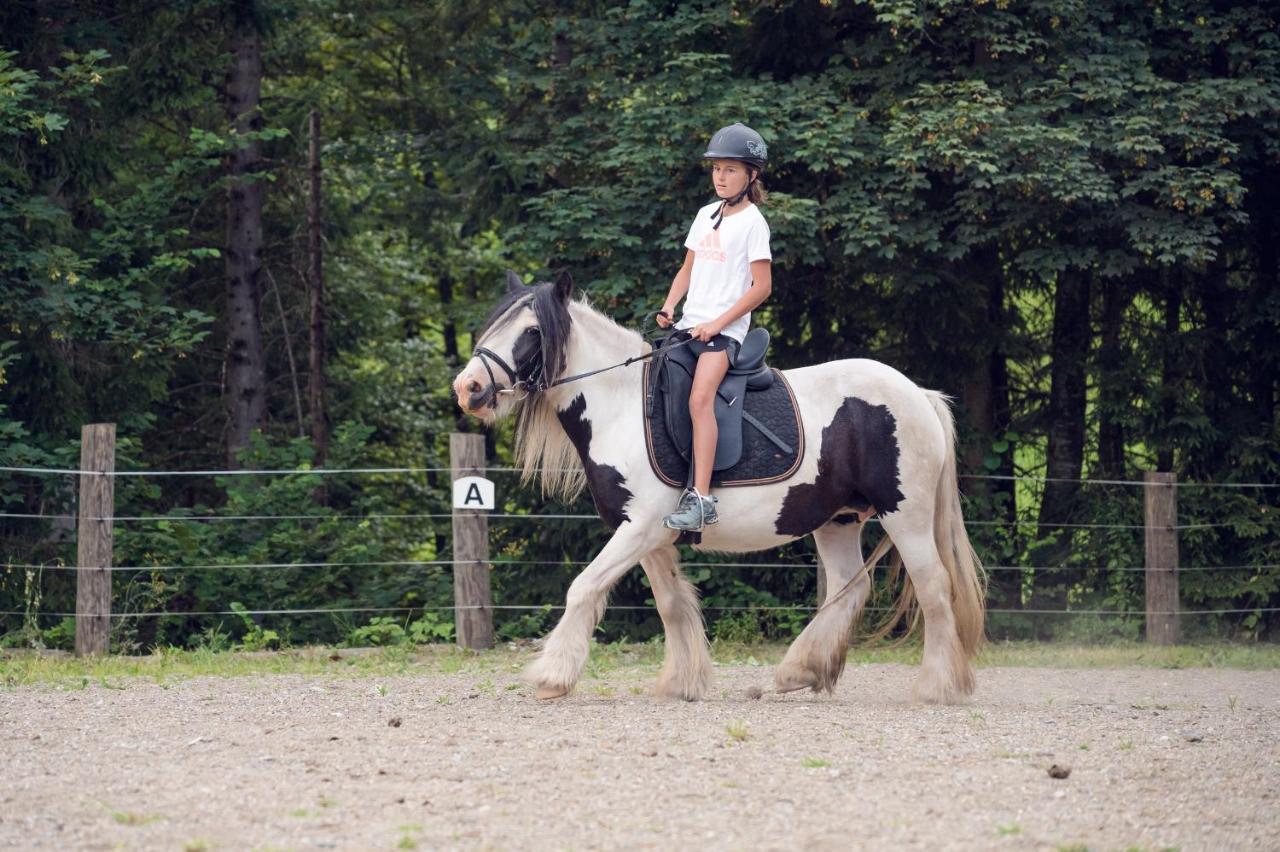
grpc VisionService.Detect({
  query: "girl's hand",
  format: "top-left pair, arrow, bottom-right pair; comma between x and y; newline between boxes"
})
690,322 -> 721,341
655,310 -> 673,329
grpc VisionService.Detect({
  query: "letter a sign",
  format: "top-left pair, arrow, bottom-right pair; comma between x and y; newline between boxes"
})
452,475 -> 495,511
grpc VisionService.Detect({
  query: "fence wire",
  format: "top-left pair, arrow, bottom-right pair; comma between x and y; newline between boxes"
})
2,464 -> 1277,488
4,605 -> 1278,619
0,510 -> 1248,531
5,560 -> 1275,575
4,460 -> 1275,635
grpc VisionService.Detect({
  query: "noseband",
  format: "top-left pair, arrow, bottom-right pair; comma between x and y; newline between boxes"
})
471,345 -> 546,408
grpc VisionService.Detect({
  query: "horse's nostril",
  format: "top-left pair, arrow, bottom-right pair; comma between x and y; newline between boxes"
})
468,380 -> 482,393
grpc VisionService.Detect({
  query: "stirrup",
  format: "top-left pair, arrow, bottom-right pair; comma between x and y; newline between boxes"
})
662,488 -> 717,532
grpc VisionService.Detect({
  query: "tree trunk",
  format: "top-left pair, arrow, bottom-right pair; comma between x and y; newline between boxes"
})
959,248 -> 1017,602
224,3 -> 267,466
1197,254 -> 1233,476
439,273 -> 470,433
959,246 -> 1009,496
1248,159 -> 1279,427
1157,269 -> 1181,472
989,302 -> 1015,522
1096,278 -> 1130,477
308,109 -> 329,470
1037,270 -> 1090,541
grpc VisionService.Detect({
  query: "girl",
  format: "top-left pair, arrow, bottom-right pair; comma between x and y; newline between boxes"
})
656,122 -> 773,531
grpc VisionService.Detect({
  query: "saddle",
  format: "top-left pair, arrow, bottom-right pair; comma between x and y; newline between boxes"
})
643,328 -> 804,489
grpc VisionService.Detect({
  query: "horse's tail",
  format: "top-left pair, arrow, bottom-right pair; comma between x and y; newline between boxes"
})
924,391 -> 986,657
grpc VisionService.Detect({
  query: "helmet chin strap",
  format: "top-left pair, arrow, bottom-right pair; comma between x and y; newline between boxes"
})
710,171 -> 758,230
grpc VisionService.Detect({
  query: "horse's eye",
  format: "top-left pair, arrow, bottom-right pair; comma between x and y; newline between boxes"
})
513,326 -> 541,362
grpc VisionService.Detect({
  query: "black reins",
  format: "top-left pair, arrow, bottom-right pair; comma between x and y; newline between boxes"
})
472,334 -> 695,408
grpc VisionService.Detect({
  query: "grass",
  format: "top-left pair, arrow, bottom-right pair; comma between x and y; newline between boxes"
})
802,757 -> 831,768
110,810 -> 163,826
725,719 -> 749,742
2,640 -> 1278,688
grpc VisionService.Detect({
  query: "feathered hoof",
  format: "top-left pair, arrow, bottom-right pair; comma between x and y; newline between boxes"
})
774,663 -> 820,694
653,671 -> 709,702
522,654 -> 578,700
911,664 -> 976,705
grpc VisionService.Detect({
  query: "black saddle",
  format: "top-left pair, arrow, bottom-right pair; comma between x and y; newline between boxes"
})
643,328 -> 804,489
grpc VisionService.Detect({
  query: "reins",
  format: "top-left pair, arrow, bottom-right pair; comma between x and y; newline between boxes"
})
476,333 -> 695,406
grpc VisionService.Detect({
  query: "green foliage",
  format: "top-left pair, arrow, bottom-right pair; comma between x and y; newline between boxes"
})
2,0 -> 1277,649
346,612 -> 455,646
229,602 -> 280,651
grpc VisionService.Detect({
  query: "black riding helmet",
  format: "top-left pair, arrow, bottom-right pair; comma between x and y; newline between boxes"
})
702,123 -> 768,228
703,122 -> 768,171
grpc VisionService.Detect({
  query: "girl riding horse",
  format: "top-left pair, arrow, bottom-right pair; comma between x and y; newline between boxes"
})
657,122 -> 773,532
452,267 -> 986,705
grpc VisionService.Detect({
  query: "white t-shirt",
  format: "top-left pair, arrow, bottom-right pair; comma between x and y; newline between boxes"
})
676,200 -> 771,343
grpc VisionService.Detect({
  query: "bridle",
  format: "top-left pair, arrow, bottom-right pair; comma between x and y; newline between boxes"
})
471,343 -> 543,407
470,332 -> 695,409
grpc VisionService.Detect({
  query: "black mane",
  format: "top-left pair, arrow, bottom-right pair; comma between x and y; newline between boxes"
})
529,281 -> 572,385
474,281 -> 572,386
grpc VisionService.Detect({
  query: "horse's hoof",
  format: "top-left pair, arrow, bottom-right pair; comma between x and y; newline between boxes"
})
536,685 -> 570,700
774,668 -> 817,694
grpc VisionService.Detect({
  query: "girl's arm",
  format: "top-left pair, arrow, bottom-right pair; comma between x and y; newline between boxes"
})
698,259 -> 772,336
657,250 -> 696,326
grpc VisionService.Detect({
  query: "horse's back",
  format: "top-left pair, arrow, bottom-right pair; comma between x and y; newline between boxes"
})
781,358 -> 938,412
780,358 -> 948,467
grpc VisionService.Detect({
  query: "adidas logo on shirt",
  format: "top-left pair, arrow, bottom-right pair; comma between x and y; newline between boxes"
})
695,229 -> 727,263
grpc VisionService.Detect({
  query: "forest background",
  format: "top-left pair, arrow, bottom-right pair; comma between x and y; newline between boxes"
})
2,0 -> 1277,652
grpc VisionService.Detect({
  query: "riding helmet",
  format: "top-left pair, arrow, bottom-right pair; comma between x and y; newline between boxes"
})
703,123 -> 768,171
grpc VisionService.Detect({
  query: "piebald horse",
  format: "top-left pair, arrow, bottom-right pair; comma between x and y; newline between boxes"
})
452,271 -> 986,704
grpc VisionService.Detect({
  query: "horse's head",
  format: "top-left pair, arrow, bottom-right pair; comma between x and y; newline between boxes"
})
453,269 -> 575,422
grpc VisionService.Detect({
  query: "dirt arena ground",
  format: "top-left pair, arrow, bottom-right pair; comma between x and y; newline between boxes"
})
2,649 -> 1278,851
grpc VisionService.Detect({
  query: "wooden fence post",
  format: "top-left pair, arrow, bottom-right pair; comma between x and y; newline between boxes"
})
450,433 -> 493,649
75,423 -> 115,657
1143,471 -> 1180,644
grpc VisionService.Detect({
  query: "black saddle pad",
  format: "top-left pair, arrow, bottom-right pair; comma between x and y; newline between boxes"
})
643,361 -> 805,488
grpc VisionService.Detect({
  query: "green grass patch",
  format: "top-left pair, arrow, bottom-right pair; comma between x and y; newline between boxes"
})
2,640 -> 1277,688
110,810 -> 163,826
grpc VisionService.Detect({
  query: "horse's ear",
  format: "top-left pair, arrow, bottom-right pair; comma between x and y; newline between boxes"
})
554,269 -> 573,302
506,269 -> 525,293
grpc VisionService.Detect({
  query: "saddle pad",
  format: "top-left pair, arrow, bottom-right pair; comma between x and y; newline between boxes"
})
643,362 -> 805,488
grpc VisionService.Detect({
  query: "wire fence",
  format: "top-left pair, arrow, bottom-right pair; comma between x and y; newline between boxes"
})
0,510 -> 1247,530
5,559 -> 1277,575
4,605 -> 1278,619
3,463 -> 1278,488
3,460 -> 1277,639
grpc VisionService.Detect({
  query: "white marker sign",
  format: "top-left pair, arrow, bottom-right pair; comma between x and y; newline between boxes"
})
452,475 -> 495,511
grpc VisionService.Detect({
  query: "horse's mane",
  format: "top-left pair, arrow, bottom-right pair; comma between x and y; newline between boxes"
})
511,287 -> 641,503
512,282 -> 581,502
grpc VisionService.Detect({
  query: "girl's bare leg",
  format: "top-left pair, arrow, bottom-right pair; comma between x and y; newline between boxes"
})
688,351 -> 730,493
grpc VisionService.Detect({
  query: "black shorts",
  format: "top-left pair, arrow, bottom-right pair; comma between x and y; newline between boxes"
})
672,329 -> 740,367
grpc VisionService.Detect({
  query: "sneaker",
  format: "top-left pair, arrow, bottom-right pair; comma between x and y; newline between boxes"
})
662,489 -> 719,531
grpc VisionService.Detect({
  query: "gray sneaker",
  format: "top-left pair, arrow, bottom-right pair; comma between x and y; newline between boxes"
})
663,490 -> 719,531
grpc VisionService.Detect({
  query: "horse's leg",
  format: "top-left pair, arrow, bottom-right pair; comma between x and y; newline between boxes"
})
775,520 -> 871,694
880,509 -> 975,704
524,522 -> 658,699
640,544 -> 711,701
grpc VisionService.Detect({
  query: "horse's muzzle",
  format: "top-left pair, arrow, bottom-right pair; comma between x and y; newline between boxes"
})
452,373 -> 496,415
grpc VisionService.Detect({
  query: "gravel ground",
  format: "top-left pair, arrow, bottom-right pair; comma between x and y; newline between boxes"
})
2,659 -> 1278,851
